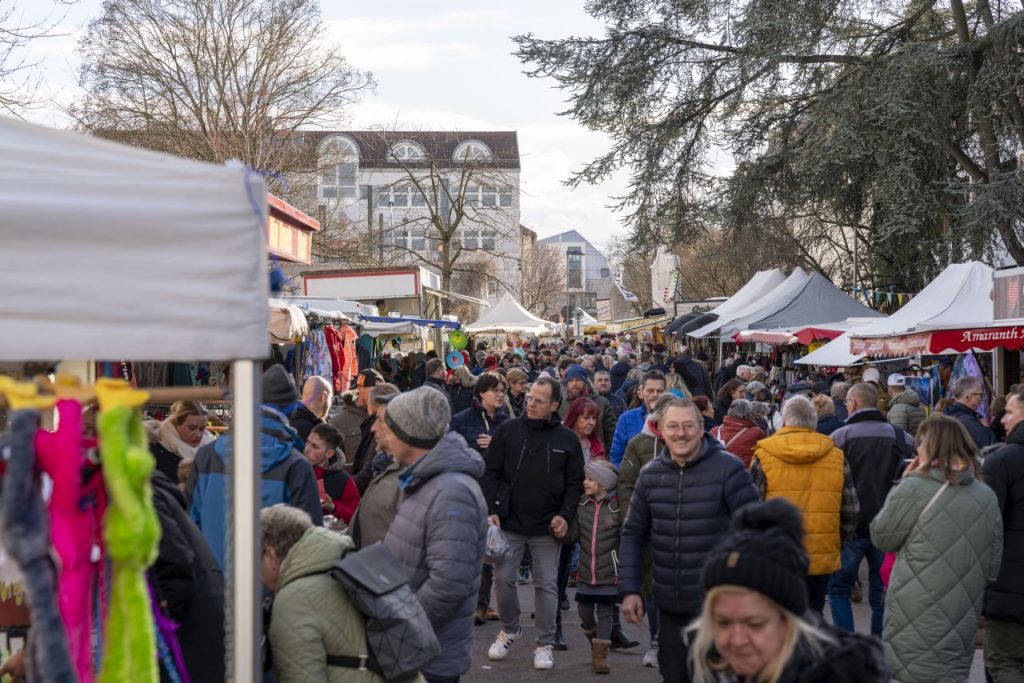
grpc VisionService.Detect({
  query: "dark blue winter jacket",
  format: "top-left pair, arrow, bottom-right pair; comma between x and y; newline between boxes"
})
450,401 -> 509,455
187,406 -> 322,569
816,413 -> 845,436
610,361 -> 632,393
944,402 -> 995,451
619,436 -> 759,615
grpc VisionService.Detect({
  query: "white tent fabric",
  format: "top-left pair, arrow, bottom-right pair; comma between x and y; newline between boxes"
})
465,292 -> 553,334
795,333 -> 863,366
0,116 -> 269,361
708,269 -> 788,319
268,300 -> 309,343
850,262 -> 994,338
690,268 -> 810,338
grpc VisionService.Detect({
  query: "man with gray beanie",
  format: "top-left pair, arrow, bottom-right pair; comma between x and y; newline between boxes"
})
186,364 -> 322,570
380,387 -> 488,683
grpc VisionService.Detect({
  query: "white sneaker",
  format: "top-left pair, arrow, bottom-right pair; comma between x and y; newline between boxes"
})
487,628 -> 522,661
533,645 -> 554,670
642,644 -> 659,668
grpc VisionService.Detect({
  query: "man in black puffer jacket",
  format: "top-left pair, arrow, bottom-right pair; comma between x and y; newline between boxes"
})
620,396 -> 758,682
982,388 -> 1024,680
672,348 -> 714,398
481,377 -> 584,671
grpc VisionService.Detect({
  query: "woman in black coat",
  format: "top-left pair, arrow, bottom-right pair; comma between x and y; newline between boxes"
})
150,471 -> 225,683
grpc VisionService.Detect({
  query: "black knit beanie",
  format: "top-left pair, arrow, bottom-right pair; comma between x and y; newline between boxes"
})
700,498 -> 809,615
262,364 -> 299,408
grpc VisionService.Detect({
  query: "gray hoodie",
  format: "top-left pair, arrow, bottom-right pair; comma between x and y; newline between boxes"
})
383,431 -> 487,678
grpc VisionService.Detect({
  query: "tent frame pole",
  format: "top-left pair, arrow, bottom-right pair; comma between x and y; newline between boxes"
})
229,360 -> 261,683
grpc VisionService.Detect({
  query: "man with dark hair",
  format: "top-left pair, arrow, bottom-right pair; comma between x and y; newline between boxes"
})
482,376 -> 584,671
672,347 -> 714,398
828,382 -> 912,637
560,364 -> 615,447
981,388 -> 1024,680
423,357 -> 454,410
610,370 -> 667,467
620,396 -> 759,681
330,369 -> 382,462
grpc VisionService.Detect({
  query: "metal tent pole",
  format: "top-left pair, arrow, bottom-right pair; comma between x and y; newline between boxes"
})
229,360 -> 261,683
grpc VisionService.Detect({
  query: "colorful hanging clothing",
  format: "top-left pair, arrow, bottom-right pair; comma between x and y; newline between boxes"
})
0,409 -> 77,683
338,324 -> 359,392
324,325 -> 346,393
97,405 -> 161,683
35,399 -> 103,683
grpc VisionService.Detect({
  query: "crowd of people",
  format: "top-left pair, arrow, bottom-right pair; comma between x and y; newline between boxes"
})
117,336 -> 1023,683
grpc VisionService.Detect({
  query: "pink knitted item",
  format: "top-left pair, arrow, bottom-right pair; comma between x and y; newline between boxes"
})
35,399 -> 101,683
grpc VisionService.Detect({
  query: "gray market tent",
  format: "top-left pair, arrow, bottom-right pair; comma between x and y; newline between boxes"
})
0,115 -> 267,678
707,269 -> 788,319
690,268 -> 810,338
741,272 -> 884,332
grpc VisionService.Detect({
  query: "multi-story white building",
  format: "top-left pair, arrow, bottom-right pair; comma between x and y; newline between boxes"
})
292,130 -> 522,305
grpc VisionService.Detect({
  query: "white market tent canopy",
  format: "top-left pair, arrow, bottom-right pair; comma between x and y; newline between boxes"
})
465,292 -> 553,335
690,268 -> 810,338
794,332 -> 863,366
0,116 -> 268,361
708,268 -> 788,319
849,261 -> 994,338
0,116 -> 267,679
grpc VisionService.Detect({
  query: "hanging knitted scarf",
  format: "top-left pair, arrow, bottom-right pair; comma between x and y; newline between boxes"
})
0,408 -> 76,683
96,403 -> 161,683
35,399 -> 101,683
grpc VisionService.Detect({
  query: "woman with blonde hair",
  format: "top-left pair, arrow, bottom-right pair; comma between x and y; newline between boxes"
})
665,372 -> 692,398
690,499 -> 888,683
447,364 -> 477,415
871,414 -> 1002,683
149,400 -> 214,483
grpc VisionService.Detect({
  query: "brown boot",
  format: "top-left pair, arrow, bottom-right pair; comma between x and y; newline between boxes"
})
591,639 -> 611,674
581,626 -> 596,644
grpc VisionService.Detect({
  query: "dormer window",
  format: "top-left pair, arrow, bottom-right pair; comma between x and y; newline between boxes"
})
388,141 -> 426,162
453,140 -> 492,162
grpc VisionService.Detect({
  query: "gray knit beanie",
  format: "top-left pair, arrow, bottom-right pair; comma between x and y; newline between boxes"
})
585,459 -> 618,492
385,387 -> 450,449
262,364 -> 299,408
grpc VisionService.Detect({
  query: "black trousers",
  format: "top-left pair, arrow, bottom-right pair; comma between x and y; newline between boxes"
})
806,574 -> 830,616
477,563 -> 493,610
658,610 -> 695,683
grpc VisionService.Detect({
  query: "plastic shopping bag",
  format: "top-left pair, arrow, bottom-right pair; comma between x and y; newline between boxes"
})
483,522 -> 513,565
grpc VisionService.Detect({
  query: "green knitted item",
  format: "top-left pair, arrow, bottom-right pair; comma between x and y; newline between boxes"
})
97,406 -> 161,683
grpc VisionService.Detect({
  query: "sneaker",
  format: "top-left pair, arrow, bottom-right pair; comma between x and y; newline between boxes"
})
533,645 -> 554,670
488,628 -> 522,661
642,643 -> 659,668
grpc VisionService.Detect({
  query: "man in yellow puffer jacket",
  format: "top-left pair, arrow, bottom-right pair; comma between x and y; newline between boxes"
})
750,395 -> 860,616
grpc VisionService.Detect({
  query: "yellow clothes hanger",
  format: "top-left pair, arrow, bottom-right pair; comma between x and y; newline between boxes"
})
0,376 -> 56,411
94,378 -> 150,411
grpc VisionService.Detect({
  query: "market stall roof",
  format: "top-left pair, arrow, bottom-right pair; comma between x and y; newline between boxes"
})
680,313 -> 718,335
690,268 -> 810,338
708,269 -> 788,319
665,312 -> 698,336
464,292 -> 553,334
794,332 -> 866,366
848,262 -> 994,356
360,315 -> 460,330
742,272 -> 884,332
268,299 -> 310,343
0,115 -> 268,361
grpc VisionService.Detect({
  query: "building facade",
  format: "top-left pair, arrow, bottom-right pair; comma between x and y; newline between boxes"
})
536,230 -> 636,321
288,130 -> 522,306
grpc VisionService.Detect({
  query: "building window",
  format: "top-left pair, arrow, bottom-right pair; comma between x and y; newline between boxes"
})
487,279 -> 499,297
567,248 -> 583,290
453,140 -> 492,162
378,183 -> 429,209
583,292 -> 598,311
388,141 -> 426,162
481,230 -> 496,251
462,183 -> 512,209
600,267 -> 610,278
318,135 -> 359,202
457,228 -> 498,251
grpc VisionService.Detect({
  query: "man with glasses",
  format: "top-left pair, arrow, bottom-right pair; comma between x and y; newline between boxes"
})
610,371 -> 667,467
481,377 -> 584,671
944,376 -> 995,450
619,396 -> 758,681
828,382 -> 913,637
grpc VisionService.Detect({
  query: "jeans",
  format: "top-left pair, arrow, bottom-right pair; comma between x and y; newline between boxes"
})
495,532 -> 560,646
647,597 -> 660,642
658,610 -> 695,682
828,537 -> 885,636
985,618 -> 1024,683
806,574 -> 830,616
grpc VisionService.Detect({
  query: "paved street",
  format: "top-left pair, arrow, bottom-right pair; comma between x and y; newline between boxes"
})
464,565 -> 987,682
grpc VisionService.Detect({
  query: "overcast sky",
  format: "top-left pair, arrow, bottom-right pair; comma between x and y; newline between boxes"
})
16,0 -> 636,254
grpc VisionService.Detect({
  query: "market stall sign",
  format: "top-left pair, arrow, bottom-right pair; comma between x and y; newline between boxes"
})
929,326 -> 1024,353
849,333 -> 932,357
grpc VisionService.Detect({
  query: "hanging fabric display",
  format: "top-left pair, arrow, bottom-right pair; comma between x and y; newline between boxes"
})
323,325 -> 346,393
95,380 -> 162,683
0,381 -> 76,683
36,398 -> 104,683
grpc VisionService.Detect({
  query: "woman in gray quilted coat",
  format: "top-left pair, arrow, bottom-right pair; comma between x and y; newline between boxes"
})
871,414 -> 1003,683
